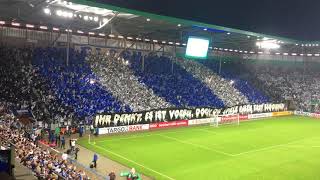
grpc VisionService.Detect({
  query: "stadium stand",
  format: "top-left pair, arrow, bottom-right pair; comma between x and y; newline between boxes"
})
87,51 -> 172,112
176,58 -> 249,106
33,48 -> 131,119
127,53 -> 225,108
201,59 -> 270,104
246,61 -> 320,112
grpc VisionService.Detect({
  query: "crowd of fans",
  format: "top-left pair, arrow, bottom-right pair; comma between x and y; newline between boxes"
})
0,46 -> 73,123
201,59 -> 270,104
176,58 -> 249,106
247,62 -> 320,112
87,51 -> 172,112
0,113 -> 91,180
127,53 -> 225,108
33,48 -> 130,120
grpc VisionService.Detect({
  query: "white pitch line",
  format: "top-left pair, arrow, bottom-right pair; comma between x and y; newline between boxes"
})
157,134 -> 234,157
233,138 -> 309,156
92,144 -> 176,180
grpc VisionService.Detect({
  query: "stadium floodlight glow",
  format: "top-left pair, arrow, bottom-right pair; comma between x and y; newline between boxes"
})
229,49 -> 233,52
65,29 -> 72,32
177,24 -> 181,27
77,30 -> 84,34
227,32 -> 231,35
295,44 -> 299,46
88,32 -> 95,35
234,50 -> 238,52
136,38 -> 142,40
93,17 -> 99,22
291,53 -> 297,56
203,28 -> 207,31
162,41 -> 166,44
307,54 -> 313,56
26,24 -> 34,28
153,40 -> 158,43
182,43 -> 187,46
53,27 -> 59,31
250,51 -> 255,54
300,54 -> 304,56
44,8 -> 51,15
40,26 -> 48,30
219,48 -> 223,50
127,37 -> 133,40
108,34 -> 115,37
302,44 -> 304,47
316,44 -> 319,46
176,42 -> 180,45
185,36 -> 210,59
256,40 -> 280,49
11,22 -> 20,26
224,49 -> 228,51
146,18 -> 150,21
84,16 -> 89,21
244,51 -> 248,53
168,42 -> 173,44
283,53 -> 288,56
247,36 -> 251,38
56,10 -> 63,16
99,33 -> 106,36
118,35 -> 124,39
275,52 -> 280,55
315,54 -> 320,56
145,39 -> 150,42
239,50 -> 243,53
0,21 -> 5,25
67,12 -> 73,18
258,52 -> 263,54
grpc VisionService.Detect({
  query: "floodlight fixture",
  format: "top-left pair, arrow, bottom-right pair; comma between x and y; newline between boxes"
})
26,24 -> 34,28
12,22 -> 20,26
44,8 -> 51,15
40,26 -> 48,30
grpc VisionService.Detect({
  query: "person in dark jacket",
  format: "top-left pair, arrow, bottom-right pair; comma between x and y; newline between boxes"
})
93,153 -> 98,168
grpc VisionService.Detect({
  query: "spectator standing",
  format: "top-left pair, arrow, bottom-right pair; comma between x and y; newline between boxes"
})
61,136 -> 65,149
71,139 -> 76,151
93,153 -> 98,168
75,147 -> 80,160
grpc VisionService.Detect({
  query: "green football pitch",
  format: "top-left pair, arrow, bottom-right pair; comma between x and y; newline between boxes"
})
78,116 -> 320,180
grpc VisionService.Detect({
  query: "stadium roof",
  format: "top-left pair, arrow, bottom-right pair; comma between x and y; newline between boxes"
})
0,0 -> 318,53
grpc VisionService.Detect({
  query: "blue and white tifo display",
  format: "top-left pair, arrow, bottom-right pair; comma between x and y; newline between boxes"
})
185,36 -> 210,59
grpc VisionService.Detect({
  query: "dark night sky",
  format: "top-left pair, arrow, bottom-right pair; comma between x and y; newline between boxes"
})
97,0 -> 320,41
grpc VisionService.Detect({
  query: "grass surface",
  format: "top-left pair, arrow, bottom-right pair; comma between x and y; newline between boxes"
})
78,116 -> 320,180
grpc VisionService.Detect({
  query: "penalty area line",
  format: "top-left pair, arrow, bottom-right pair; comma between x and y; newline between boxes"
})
92,144 -> 176,180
